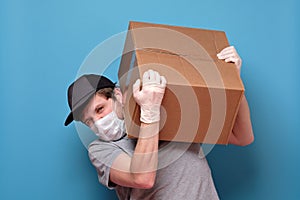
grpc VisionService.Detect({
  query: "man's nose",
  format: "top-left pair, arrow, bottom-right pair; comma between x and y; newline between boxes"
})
93,115 -> 104,122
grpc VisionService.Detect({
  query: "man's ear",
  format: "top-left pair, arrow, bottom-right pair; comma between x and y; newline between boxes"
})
114,88 -> 123,105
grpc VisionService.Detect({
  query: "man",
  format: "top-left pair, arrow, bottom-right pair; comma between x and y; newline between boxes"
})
64,46 -> 254,199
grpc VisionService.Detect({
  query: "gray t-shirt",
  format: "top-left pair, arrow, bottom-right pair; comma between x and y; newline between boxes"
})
88,137 -> 219,200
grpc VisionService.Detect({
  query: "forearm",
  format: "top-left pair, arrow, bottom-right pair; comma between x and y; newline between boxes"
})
108,70 -> 165,189
130,122 -> 159,179
229,95 -> 254,146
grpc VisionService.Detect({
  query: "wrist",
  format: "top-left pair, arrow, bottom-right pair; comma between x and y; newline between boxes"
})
139,121 -> 160,139
140,105 -> 161,124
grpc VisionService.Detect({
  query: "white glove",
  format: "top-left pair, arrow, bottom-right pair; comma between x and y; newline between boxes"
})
133,69 -> 167,124
217,46 -> 242,74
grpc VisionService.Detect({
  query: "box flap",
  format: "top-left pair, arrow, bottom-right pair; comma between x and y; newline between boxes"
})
127,21 -> 244,90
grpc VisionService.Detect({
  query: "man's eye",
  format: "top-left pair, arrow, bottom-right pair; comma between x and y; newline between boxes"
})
96,107 -> 103,113
85,120 -> 92,126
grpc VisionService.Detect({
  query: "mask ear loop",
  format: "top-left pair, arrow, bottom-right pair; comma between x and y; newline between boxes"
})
111,89 -> 127,136
112,88 -> 125,120
111,94 -> 117,116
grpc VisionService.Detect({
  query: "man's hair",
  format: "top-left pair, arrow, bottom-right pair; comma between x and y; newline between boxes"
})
96,87 -> 115,100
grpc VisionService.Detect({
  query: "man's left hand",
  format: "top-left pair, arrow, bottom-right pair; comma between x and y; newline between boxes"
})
217,46 -> 242,74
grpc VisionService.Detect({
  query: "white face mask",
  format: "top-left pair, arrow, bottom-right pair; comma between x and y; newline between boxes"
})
91,111 -> 126,142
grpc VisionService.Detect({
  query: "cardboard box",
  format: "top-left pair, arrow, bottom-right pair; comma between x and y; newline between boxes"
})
118,21 -> 244,144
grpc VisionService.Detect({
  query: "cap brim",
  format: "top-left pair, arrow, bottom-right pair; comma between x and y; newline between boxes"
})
64,112 -> 74,126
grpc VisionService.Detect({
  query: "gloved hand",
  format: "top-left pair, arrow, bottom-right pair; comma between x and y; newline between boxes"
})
133,69 -> 167,124
217,46 -> 242,74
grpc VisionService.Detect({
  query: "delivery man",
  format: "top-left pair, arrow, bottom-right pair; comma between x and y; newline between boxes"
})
64,46 -> 254,200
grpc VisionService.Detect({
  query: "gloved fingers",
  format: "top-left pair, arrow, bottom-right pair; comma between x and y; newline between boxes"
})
218,46 -> 241,67
217,52 -> 236,59
143,69 -> 159,85
217,47 -> 240,61
143,70 -> 151,84
160,76 -> 167,87
218,46 -> 235,55
133,79 -> 141,98
218,49 -> 237,58
154,71 -> 161,84
225,57 -> 239,63
148,69 -> 155,82
143,69 -> 163,86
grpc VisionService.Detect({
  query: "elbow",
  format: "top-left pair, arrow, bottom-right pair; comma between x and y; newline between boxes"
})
239,134 -> 255,146
139,180 -> 155,189
132,173 -> 156,189
229,130 -> 255,146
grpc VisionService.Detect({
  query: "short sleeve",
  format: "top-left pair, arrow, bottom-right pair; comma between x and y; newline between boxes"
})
88,140 -> 123,189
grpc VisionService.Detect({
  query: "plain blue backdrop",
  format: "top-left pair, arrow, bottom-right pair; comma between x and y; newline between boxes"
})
1,0 -> 299,199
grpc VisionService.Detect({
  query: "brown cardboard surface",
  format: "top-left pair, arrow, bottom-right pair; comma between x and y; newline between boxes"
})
118,21 -> 244,144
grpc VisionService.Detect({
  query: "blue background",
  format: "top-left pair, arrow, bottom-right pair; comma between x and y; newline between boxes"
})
1,0 -> 299,199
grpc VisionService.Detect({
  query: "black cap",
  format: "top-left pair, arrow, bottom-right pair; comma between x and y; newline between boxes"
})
64,74 -> 115,126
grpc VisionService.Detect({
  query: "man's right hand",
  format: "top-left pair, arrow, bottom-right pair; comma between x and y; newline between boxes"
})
133,69 -> 167,124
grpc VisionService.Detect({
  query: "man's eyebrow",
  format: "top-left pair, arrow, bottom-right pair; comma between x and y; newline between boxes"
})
95,102 -> 105,109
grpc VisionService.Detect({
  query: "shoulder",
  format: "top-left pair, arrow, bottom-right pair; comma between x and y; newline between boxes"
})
88,139 -> 124,168
88,139 -> 118,154
88,137 -> 136,162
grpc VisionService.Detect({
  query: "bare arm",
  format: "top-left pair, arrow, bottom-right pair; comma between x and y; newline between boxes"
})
110,122 -> 159,189
228,95 -> 254,146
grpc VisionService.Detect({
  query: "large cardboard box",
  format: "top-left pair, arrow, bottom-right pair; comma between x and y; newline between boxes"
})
118,21 -> 244,144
